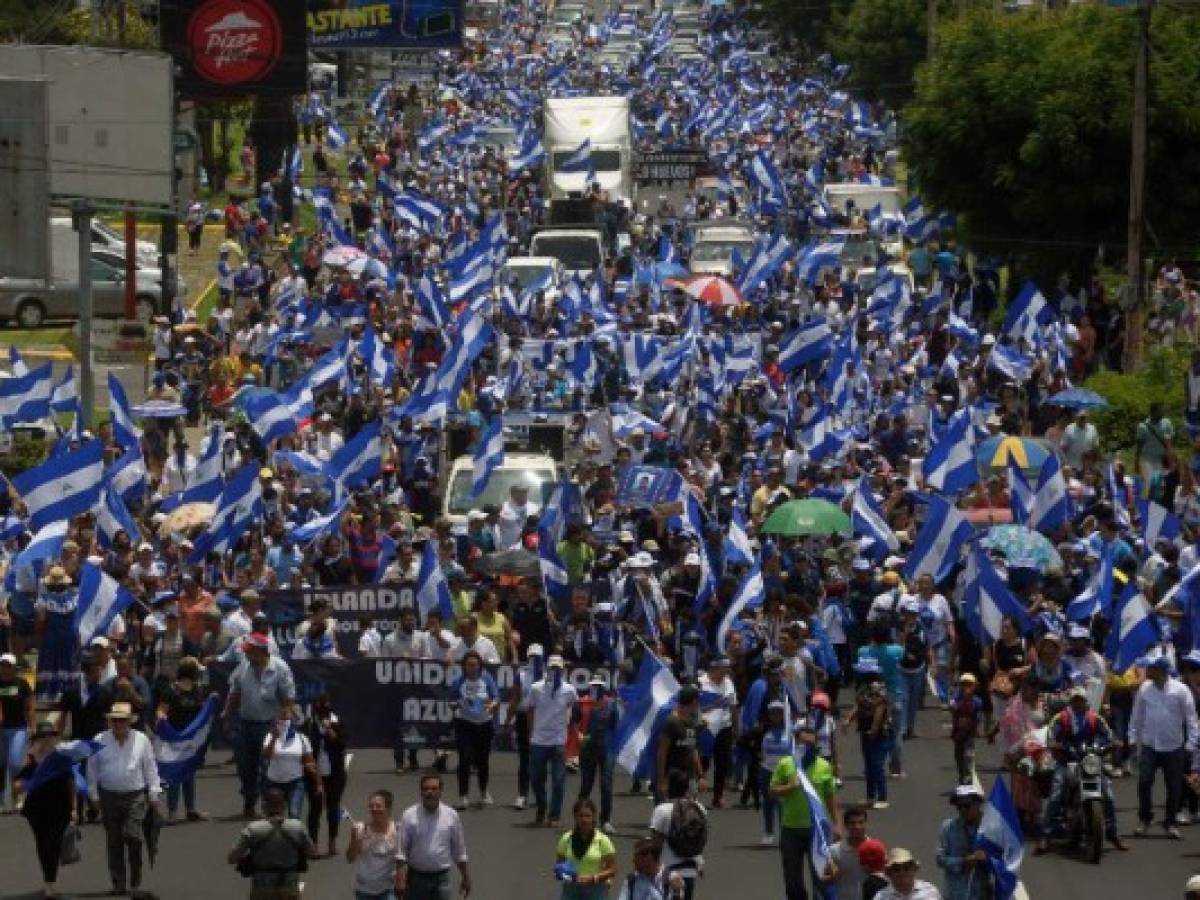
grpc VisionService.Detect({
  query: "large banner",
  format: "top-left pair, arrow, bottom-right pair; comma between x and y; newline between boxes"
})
261,583 -> 418,659
161,0 -> 307,99
307,0 -> 465,49
213,659 -> 618,750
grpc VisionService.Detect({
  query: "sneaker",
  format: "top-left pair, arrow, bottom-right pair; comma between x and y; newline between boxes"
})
761,833 -> 775,846
1167,826 -> 1183,840
479,793 -> 494,807
602,821 -> 615,834
456,796 -> 469,810
513,796 -> 526,810
874,801 -> 890,810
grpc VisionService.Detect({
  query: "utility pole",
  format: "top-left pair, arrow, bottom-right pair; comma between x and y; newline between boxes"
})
73,199 -> 95,429
1123,0 -> 1151,372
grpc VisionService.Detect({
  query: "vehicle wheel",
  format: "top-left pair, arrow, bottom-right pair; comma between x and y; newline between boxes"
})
135,297 -> 157,323
16,299 -> 45,329
1085,799 -> 1104,864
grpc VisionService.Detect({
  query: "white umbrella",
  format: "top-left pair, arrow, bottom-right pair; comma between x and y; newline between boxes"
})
348,257 -> 388,279
322,246 -> 367,268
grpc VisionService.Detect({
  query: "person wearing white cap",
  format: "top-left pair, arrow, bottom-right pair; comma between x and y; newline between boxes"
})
873,847 -> 942,900
523,652 -> 578,828
935,784 -> 989,900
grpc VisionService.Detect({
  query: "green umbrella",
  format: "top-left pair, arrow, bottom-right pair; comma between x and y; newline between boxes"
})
761,499 -> 851,537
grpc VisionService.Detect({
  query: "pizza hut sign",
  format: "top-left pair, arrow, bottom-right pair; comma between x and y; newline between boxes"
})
188,0 -> 281,85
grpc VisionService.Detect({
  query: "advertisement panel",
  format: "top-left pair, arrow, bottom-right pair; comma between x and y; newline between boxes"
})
307,0 -> 465,49
261,582 -> 418,659
161,0 -> 307,99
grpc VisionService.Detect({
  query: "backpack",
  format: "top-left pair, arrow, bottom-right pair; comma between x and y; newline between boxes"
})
236,821 -> 308,878
666,799 -> 708,860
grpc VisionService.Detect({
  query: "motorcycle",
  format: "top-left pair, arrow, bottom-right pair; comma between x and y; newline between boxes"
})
1041,741 -> 1112,864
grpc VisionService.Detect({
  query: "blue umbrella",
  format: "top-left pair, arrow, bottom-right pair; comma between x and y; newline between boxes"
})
1047,388 -> 1108,410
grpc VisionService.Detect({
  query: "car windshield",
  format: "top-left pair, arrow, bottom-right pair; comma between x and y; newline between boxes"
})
692,240 -> 754,263
480,128 -> 517,149
552,149 -> 622,173
447,468 -> 556,515
531,236 -> 601,271
502,264 -> 555,291
839,238 -> 879,266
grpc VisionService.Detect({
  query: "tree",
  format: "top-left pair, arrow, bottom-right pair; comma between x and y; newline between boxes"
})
830,0 -> 937,109
902,7 -> 1200,282
751,0 -> 855,57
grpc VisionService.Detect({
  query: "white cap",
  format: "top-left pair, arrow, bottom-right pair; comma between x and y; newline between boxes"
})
547,654 -> 565,669
0,653 -> 16,665
89,636 -> 110,649
527,643 -> 545,657
883,555 -> 905,569
684,552 -> 701,566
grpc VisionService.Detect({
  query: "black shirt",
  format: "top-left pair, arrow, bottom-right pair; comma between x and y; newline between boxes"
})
660,712 -> 701,775
0,677 -> 31,727
159,682 -> 206,731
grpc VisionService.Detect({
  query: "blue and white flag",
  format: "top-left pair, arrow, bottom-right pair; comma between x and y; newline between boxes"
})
539,478 -> 587,545
290,500 -> 347,545
1138,498 -> 1181,549
373,533 -> 397,584
1003,281 -> 1052,345
107,445 -> 148,509
1108,463 -> 1132,531
326,122 -> 349,150
243,390 -> 297,446
1066,543 -> 1115,621
415,539 -> 454,622
851,479 -> 900,557
1031,454 -> 1070,534
416,271 -> 451,330
76,562 -> 137,646
50,366 -> 78,415
538,528 -> 573,608
12,439 -> 104,531
794,241 -> 845,285
21,738 -> 100,796
1007,456 -> 1033,526
975,777 -> 1024,900
963,549 -> 1033,644
723,506 -> 755,568
1105,579 -> 1157,673
614,651 -> 681,777
922,415 -> 979,495
154,694 -> 220,787
904,495 -> 973,582
717,561 -> 765,652
471,416 -> 505,500
96,486 -> 140,550
8,346 -> 29,377
13,520 -> 68,571
557,138 -> 593,173
107,373 -> 143,449
327,421 -> 382,498
187,465 -> 263,564
162,424 -> 225,513
778,319 -> 832,373
0,362 -> 52,423
797,763 -> 836,889
988,344 -> 1034,382
357,325 -> 398,387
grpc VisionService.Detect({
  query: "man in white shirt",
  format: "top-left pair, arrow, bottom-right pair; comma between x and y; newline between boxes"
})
1060,410 -> 1100,469
87,702 -> 164,897
523,654 -> 577,827
397,773 -> 471,899
1130,656 -> 1200,836
314,414 -> 345,462
698,657 -> 738,808
497,483 -> 539,550
450,616 -> 501,664
382,607 -> 430,659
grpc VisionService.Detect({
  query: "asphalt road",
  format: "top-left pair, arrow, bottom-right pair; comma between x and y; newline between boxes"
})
0,708 -> 1195,899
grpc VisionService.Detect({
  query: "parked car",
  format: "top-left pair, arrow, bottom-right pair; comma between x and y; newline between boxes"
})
0,257 -> 163,328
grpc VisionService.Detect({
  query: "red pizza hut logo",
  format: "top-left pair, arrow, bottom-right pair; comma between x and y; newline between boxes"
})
187,0 -> 282,86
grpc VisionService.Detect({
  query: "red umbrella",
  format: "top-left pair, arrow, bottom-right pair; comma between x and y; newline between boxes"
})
681,274 -> 746,307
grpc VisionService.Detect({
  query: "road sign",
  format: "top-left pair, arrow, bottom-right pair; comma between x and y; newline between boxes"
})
634,150 -> 709,184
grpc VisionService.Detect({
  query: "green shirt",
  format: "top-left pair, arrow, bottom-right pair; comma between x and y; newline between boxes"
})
771,755 -> 836,829
556,829 -> 615,877
557,540 -> 594,586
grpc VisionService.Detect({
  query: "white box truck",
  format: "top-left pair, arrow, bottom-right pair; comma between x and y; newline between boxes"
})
543,96 -> 634,210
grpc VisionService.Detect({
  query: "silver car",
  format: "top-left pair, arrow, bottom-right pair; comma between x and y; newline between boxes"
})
0,257 -> 163,328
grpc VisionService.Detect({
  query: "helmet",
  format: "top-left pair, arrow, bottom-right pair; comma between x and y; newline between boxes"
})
810,691 -> 831,711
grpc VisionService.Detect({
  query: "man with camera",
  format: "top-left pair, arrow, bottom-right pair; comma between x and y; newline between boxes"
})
228,786 -> 317,900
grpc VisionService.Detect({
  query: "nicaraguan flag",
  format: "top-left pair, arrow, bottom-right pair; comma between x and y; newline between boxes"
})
975,777 -> 1024,900
291,499 -> 347,545
778,318 -> 832,373
13,439 -> 104,531
922,414 -> 978,495
797,762 -> 837,886
471,416 -> 505,500
963,549 -> 1033,644
325,122 -> 349,150
538,527 -> 572,608
1066,543 -> 1115,621
904,495 -> 972,582
0,361 -> 52,423
21,739 -> 100,796
557,138 -> 593,173
851,478 -> 900,557
1030,453 -> 1070,534
107,444 -> 147,509
1105,579 -> 1158,673
1003,281 -> 1052,345
161,424 -> 225,513
717,561 -> 765,652
187,465 -> 263,564
76,562 -> 137,646
327,421 -> 382,498
50,366 -> 78,415
415,539 -> 454,622
1007,456 -> 1033,526
107,373 -> 143,450
723,506 -> 755,568
614,651 -> 681,777
417,272 -> 451,330
154,695 -> 220,787
1108,463 -> 1132,531
13,520 -> 68,571
243,390 -> 297,446
1138,498 -> 1181,549
95,486 -> 140,550
988,343 -> 1034,382
8,346 -> 29,377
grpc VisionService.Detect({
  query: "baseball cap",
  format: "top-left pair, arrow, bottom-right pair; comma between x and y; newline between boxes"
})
1068,625 -> 1091,640
684,552 -> 701,566
886,847 -> 916,869
527,643 -> 545,658
952,784 -> 985,804
547,654 -> 565,669
0,653 -> 16,666
959,672 -> 977,685
242,633 -> 270,651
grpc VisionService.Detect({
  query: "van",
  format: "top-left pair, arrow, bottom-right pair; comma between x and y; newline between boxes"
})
51,216 -> 159,269
529,229 -> 606,278
689,222 -> 755,276
498,257 -> 565,303
442,452 -> 562,531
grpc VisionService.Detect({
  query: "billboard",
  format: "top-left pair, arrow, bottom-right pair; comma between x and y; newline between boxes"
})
308,0 -> 465,49
0,47 -> 174,208
161,0 -> 306,99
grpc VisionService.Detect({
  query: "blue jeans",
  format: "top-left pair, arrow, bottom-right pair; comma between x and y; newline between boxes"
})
265,777 -> 305,819
0,726 -> 28,803
901,667 -> 926,733
861,734 -> 890,802
888,697 -> 905,774
530,744 -> 566,820
166,776 -> 196,816
235,719 -> 271,806
932,643 -> 952,704
759,767 -> 778,835
577,742 -> 613,824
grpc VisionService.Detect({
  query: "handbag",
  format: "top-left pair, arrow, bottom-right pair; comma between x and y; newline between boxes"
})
60,823 -> 82,866
989,671 -> 1015,699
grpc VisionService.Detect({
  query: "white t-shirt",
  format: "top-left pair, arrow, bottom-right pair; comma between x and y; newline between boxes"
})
264,727 -> 311,783
382,629 -> 430,659
650,800 -> 707,872
698,672 -> 737,733
451,635 -> 501,665
523,678 -> 578,747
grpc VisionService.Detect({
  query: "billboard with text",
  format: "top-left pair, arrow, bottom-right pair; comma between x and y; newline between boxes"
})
307,0 -> 465,49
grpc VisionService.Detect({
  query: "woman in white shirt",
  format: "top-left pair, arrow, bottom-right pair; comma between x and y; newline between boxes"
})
347,788 -> 401,900
263,717 -> 319,819
451,651 -> 500,810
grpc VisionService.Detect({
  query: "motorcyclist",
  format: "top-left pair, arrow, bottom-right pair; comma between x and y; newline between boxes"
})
1035,686 -> 1128,854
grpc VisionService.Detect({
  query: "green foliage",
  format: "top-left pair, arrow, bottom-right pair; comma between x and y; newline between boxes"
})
830,0 -> 936,109
1085,345 -> 1191,452
0,435 -> 49,479
752,0 -> 855,56
54,8 -> 159,49
902,8 -> 1200,281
